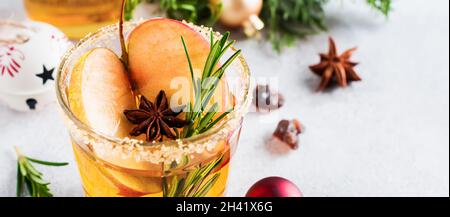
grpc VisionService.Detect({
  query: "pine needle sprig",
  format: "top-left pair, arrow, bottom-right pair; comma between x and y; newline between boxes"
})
159,0 -> 223,26
262,0 -> 393,52
262,0 -> 328,52
15,147 -> 68,197
181,31 -> 241,138
124,0 -> 143,21
367,0 -> 392,16
125,0 -> 222,26
124,0 -> 392,52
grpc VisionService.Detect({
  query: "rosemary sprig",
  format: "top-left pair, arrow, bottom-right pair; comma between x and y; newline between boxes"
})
15,147 -> 68,197
161,31 -> 238,197
162,155 -> 223,197
181,31 -> 241,138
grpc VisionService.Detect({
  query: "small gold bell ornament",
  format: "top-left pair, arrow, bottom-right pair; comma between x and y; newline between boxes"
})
216,0 -> 265,37
0,20 -> 71,111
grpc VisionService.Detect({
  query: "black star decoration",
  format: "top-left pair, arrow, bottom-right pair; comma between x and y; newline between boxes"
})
36,65 -> 55,84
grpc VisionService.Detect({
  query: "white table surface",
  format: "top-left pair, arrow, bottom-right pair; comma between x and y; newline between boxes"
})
0,0 -> 448,197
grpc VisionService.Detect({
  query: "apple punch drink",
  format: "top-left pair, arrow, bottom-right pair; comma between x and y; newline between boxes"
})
56,18 -> 251,197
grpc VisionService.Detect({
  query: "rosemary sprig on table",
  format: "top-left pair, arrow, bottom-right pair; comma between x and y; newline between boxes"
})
16,147 -> 68,197
163,155 -> 223,197
181,31 -> 241,138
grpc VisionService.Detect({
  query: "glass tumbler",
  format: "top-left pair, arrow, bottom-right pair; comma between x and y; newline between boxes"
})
56,21 -> 251,197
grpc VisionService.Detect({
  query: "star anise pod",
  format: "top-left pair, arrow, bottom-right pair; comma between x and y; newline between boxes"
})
309,37 -> 361,91
123,91 -> 190,142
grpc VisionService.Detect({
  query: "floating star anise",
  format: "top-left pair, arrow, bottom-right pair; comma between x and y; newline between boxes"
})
309,37 -> 361,91
123,91 -> 190,142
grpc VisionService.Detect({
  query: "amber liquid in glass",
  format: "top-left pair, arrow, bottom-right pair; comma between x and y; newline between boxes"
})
72,142 -> 233,197
68,89 -> 239,197
71,90 -> 240,197
23,0 -> 121,39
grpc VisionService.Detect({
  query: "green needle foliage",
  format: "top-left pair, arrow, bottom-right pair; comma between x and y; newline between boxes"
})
262,0 -> 328,52
125,0 -> 222,26
124,0 -> 392,52
181,31 -> 241,138
159,0 -> 222,26
124,0 -> 143,21
162,155 -> 223,197
262,0 -> 392,52
367,0 -> 392,16
16,147 -> 68,197
162,31 -> 239,197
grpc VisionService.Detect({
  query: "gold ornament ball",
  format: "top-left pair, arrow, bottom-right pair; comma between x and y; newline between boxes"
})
218,0 -> 263,28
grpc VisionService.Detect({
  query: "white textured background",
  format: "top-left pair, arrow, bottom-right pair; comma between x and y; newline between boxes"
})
0,0 -> 448,197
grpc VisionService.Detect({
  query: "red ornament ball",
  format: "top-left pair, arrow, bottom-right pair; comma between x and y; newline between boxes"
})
246,177 -> 303,197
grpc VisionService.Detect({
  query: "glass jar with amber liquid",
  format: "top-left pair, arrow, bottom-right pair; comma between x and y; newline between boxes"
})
23,0 -> 121,39
56,20 -> 251,197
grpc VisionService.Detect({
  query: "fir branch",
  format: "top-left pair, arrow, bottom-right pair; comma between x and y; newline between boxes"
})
15,147 -> 68,197
262,0 -> 393,52
262,0 -> 327,52
367,0 -> 392,16
124,0 -> 392,52
149,0 -> 222,26
124,0 -> 143,21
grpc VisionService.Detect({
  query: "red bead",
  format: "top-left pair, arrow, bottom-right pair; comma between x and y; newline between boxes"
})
246,177 -> 303,197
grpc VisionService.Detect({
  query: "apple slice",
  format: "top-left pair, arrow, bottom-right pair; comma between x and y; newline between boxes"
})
73,143 -> 162,196
72,143 -> 120,196
128,18 -> 230,111
69,48 -> 165,196
100,168 -> 162,196
68,48 -> 135,138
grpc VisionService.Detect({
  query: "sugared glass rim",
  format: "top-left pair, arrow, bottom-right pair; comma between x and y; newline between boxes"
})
55,20 -> 251,150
